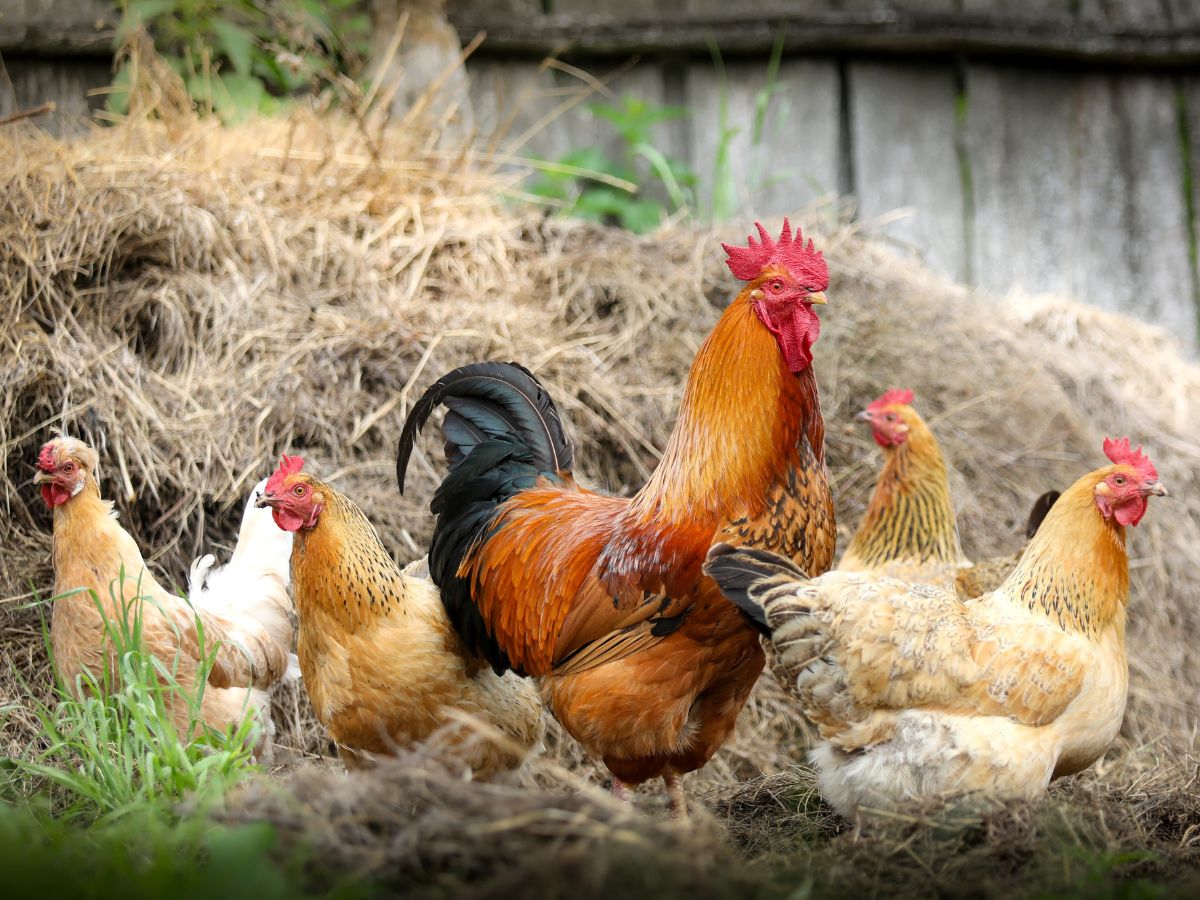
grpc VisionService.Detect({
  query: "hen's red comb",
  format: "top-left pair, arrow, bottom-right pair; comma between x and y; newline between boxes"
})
266,454 -> 305,495
1103,437 -> 1157,482
721,218 -> 829,289
36,443 -> 57,473
867,388 -> 915,412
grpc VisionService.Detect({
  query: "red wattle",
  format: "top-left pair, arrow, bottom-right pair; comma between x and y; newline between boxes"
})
872,427 -> 906,449
1097,494 -> 1147,527
272,506 -> 307,532
753,300 -> 820,374
1114,497 -> 1146,527
41,483 -> 71,508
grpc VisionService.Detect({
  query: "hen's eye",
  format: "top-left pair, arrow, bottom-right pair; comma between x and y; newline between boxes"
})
62,462 -> 74,473
884,413 -> 897,422
1113,476 -> 1126,486
293,485 -> 306,496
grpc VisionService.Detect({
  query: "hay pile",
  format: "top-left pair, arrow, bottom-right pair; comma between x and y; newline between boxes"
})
2,97 -> 1199,893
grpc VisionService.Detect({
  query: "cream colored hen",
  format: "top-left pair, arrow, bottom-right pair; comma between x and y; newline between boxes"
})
36,436 -> 294,751
705,437 -> 1166,818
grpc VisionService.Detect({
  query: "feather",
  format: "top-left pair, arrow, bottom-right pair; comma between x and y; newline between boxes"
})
703,543 -> 808,635
397,361 -> 574,494
1025,489 -> 1061,540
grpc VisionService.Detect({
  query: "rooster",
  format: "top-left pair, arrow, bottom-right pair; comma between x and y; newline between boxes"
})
705,437 -> 1166,818
842,388 -> 1058,596
35,436 -> 295,750
396,220 -> 835,816
255,455 -> 544,777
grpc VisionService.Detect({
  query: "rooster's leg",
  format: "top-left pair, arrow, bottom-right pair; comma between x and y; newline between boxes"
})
611,777 -> 632,804
664,773 -> 687,820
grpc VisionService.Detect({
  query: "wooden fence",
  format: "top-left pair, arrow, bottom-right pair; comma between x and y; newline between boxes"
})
3,0 -> 1199,347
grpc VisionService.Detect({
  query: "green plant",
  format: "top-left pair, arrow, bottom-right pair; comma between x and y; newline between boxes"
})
3,572 -> 258,822
707,34 -> 789,222
0,574 -> 358,898
111,0 -> 372,122
0,802 -> 357,900
526,94 -> 696,234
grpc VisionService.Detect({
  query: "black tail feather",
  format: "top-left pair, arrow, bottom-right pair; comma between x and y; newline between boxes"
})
1025,489 -> 1060,540
703,543 -> 809,637
397,361 -> 573,494
396,361 -> 573,675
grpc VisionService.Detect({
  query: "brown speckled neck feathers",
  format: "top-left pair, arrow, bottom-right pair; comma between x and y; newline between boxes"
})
843,420 -> 965,569
1000,475 -> 1129,636
290,486 -> 418,632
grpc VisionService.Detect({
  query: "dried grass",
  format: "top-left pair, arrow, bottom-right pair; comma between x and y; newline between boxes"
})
2,69 -> 1199,897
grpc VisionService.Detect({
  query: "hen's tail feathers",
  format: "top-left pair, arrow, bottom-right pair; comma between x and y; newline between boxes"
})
188,477 -> 296,690
396,361 -> 574,494
704,543 -> 809,636
1025,489 -> 1061,540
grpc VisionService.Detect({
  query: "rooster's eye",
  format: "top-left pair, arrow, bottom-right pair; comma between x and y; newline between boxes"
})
1113,476 -> 1126,486
293,485 -> 306,496
884,413 -> 897,422
770,280 -> 784,292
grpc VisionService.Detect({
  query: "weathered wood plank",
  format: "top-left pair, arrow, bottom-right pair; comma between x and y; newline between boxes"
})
684,59 -> 840,218
1183,77 -> 1200,343
966,65 -> 1197,347
0,57 -> 109,136
468,56 -> 683,220
470,59 -> 670,159
1104,75 -> 1195,343
0,0 -> 116,54
451,9 -> 1200,67
849,62 -> 967,282
963,65 -> 1076,298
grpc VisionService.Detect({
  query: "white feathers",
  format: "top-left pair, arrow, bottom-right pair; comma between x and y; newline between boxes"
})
188,478 -> 293,611
187,477 -> 297,687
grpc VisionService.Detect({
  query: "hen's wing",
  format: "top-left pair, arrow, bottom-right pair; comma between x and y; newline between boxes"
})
462,483 -> 704,677
705,546 -> 1088,742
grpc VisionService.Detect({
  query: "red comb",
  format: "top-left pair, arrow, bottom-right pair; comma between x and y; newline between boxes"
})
36,443 -> 57,473
721,218 -> 829,289
867,388 -> 915,412
1103,437 -> 1157,482
265,454 -> 305,495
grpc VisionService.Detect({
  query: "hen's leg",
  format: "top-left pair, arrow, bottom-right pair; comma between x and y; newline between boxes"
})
664,773 -> 687,820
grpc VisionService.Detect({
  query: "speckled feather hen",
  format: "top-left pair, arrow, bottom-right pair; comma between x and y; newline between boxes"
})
36,436 -> 295,752
396,220 -> 836,816
705,437 -> 1166,818
256,456 -> 544,777
841,388 -> 1059,596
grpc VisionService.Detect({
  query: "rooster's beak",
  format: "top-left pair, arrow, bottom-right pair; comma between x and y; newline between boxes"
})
854,409 -> 872,423
255,491 -> 277,509
1144,482 -> 1169,498
807,291 -> 828,305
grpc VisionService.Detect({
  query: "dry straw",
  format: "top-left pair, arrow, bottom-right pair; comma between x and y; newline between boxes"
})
1,43 -> 1199,893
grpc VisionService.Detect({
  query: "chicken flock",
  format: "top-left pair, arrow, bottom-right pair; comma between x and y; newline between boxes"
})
32,220 -> 1167,822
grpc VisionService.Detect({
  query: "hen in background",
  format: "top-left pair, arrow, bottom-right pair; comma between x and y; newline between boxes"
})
705,437 -> 1165,818
35,436 -> 295,755
842,388 -> 1057,596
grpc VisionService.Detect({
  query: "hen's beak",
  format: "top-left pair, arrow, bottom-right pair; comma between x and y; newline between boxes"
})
255,490 -> 278,509
33,470 -> 52,484
807,291 -> 828,305
1143,481 -> 1169,498
854,409 -> 872,423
